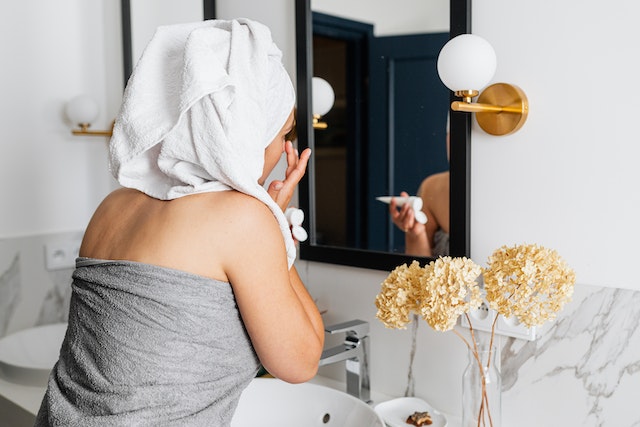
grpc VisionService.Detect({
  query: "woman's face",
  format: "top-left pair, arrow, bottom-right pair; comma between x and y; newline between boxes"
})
259,109 -> 296,185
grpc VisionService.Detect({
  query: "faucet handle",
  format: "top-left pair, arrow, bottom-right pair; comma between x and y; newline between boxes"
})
325,319 -> 369,338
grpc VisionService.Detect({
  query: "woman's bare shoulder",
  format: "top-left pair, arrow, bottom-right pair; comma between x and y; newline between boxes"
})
189,191 -> 284,251
194,191 -> 276,225
419,171 -> 450,194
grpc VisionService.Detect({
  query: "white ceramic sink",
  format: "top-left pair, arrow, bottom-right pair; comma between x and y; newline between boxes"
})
0,323 -> 67,387
231,377 -> 385,426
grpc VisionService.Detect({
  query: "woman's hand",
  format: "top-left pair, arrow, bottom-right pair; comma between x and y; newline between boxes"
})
267,141 -> 312,212
389,191 -> 426,236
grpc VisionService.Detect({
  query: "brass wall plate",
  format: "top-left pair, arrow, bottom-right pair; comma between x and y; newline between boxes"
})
476,83 -> 528,136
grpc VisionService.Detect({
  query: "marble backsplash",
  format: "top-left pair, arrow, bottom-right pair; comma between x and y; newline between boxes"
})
0,232 -> 77,337
0,255 -> 20,336
1,234 -> 639,425
500,284 -> 640,426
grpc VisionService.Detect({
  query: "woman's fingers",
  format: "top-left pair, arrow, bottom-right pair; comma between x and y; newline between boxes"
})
268,146 -> 311,211
285,147 -> 311,184
285,141 -> 299,177
390,197 -> 412,232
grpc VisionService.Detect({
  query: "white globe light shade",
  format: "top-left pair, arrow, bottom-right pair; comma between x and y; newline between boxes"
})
312,77 -> 335,116
65,95 -> 99,125
437,34 -> 497,92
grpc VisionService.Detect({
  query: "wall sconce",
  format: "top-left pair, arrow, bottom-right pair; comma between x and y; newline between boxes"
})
312,77 -> 335,130
65,95 -> 113,137
437,34 -> 528,136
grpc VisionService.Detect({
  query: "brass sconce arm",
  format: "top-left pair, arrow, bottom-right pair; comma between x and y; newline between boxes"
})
71,121 -> 114,137
312,114 -> 328,130
451,83 -> 529,136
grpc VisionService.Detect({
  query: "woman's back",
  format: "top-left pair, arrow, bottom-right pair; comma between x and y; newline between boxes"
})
35,257 -> 260,426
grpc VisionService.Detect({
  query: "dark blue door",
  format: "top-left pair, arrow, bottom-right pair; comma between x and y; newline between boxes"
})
367,33 -> 450,252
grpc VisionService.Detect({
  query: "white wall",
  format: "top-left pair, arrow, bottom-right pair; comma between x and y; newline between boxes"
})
470,0 -> 640,290
0,1 -> 120,239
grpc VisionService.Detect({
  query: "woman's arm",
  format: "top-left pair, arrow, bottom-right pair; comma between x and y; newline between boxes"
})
226,141 -> 323,383
288,265 -> 325,345
223,198 -> 324,383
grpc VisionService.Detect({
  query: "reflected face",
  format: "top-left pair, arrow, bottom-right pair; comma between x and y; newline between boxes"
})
259,109 -> 296,185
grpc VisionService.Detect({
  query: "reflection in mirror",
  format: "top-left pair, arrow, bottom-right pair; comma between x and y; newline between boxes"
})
296,0 -> 471,270
121,0 -> 216,84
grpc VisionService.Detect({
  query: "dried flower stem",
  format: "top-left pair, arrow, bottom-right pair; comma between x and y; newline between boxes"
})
486,314 -> 499,370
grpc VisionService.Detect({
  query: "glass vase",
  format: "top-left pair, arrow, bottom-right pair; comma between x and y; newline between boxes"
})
461,346 -> 501,427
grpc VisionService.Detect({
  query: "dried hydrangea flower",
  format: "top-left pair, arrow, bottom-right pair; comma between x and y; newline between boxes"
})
376,261 -> 423,329
419,257 -> 483,332
375,261 -> 425,329
483,243 -> 576,328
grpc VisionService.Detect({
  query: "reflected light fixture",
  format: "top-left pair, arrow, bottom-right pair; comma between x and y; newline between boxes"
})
311,77 -> 335,130
66,95 -> 114,137
437,34 -> 528,136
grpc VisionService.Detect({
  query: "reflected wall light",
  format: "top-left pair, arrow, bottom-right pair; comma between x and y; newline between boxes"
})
311,77 -> 335,130
66,95 -> 113,137
437,34 -> 528,136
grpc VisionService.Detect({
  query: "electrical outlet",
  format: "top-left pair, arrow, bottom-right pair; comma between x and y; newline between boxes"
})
44,238 -> 82,270
460,298 -> 536,341
463,300 -> 495,331
496,314 -> 536,341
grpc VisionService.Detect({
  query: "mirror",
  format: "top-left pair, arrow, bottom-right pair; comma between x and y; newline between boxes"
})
295,0 -> 471,270
121,0 -> 216,84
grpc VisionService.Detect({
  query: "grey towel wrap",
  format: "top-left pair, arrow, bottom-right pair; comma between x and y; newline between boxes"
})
35,258 -> 260,426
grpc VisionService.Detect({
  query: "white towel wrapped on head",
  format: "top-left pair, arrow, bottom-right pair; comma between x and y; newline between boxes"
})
109,18 -> 297,267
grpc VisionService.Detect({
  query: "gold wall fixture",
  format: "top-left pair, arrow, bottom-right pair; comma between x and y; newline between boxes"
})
312,77 -> 334,131
312,114 -> 328,130
452,83 -> 528,136
66,95 -> 113,137
437,34 -> 529,136
71,122 -> 114,137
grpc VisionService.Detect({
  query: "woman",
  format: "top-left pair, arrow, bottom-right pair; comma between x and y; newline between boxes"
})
36,19 -> 324,426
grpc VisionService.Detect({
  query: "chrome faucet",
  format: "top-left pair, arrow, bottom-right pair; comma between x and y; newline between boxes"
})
318,319 -> 370,403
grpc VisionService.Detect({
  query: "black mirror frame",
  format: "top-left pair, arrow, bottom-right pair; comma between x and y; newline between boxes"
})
120,0 -> 217,84
295,0 -> 471,271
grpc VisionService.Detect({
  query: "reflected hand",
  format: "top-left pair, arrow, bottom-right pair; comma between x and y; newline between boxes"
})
389,191 -> 426,235
267,141 -> 312,212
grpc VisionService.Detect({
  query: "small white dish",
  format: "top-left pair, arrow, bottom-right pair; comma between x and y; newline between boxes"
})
374,397 -> 447,427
